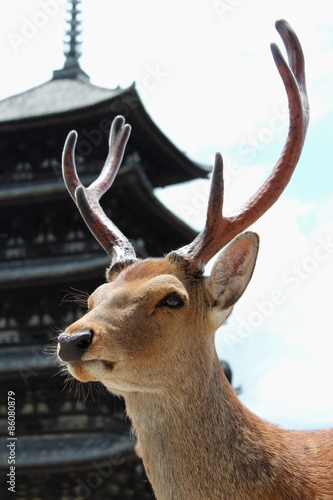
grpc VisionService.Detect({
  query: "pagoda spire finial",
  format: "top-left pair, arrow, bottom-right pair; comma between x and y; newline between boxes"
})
53,0 -> 89,81
64,0 -> 82,69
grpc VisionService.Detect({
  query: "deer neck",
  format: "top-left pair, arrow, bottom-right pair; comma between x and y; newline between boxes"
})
123,348 -> 278,500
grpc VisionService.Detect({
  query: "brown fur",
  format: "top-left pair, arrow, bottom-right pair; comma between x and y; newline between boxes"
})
58,233 -> 333,499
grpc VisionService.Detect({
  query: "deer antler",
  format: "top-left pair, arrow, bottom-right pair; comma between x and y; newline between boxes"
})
62,115 -> 137,265
171,19 -> 309,273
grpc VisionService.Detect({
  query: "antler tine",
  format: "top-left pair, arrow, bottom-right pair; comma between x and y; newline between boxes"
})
275,19 -> 307,101
62,130 -> 81,202
172,20 -> 309,274
62,115 -> 137,264
88,115 -> 132,198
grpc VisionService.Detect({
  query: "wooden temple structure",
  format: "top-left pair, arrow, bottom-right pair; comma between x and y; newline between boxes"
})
0,1 -> 208,498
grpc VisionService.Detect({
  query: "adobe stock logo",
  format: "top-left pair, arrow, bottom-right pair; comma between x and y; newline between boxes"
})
7,0 -> 67,53
212,0 -> 244,21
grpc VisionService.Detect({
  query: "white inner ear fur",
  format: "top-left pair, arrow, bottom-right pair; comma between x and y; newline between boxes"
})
207,232 -> 259,314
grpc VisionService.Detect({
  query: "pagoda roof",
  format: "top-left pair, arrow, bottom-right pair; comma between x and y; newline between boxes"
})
0,78 -> 209,186
0,0 -> 209,190
0,75 -> 123,123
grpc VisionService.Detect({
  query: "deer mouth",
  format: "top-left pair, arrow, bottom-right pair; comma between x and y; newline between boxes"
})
102,360 -> 116,371
66,359 -> 116,373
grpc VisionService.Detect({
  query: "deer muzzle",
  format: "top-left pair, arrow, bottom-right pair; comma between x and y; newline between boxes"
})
57,330 -> 93,362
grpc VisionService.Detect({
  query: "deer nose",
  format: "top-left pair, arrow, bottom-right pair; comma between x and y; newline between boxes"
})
58,330 -> 93,362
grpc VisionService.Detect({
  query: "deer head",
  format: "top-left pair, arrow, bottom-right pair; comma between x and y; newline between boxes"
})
57,19 -> 308,393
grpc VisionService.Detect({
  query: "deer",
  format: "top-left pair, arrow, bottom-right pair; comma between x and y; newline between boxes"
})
57,20 -> 333,500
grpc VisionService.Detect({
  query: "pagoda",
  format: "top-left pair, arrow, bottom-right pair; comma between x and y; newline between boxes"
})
0,1 -> 208,498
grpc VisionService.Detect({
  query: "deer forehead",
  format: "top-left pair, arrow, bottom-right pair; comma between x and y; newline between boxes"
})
89,268 -> 190,309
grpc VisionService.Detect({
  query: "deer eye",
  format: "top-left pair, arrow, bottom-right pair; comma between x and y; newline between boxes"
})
157,292 -> 184,309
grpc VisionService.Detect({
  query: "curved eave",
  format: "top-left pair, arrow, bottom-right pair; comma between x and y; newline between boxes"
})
0,255 -> 110,289
0,432 -> 135,474
126,86 -> 210,185
0,84 -> 209,187
0,164 -> 142,205
0,163 -> 198,241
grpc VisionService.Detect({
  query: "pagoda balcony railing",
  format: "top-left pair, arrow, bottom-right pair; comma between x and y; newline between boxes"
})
0,149 -> 106,185
0,292 -> 90,348
0,234 -> 102,262
0,222 -> 148,267
0,375 -> 129,437
0,150 -> 142,186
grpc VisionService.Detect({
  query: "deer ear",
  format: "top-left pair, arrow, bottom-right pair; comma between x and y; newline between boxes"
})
207,232 -> 259,311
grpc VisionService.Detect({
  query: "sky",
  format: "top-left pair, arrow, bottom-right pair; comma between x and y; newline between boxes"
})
1,0 -> 333,430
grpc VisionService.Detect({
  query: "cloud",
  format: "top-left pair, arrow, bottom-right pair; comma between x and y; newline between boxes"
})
244,356 -> 333,429
215,194 -> 333,429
